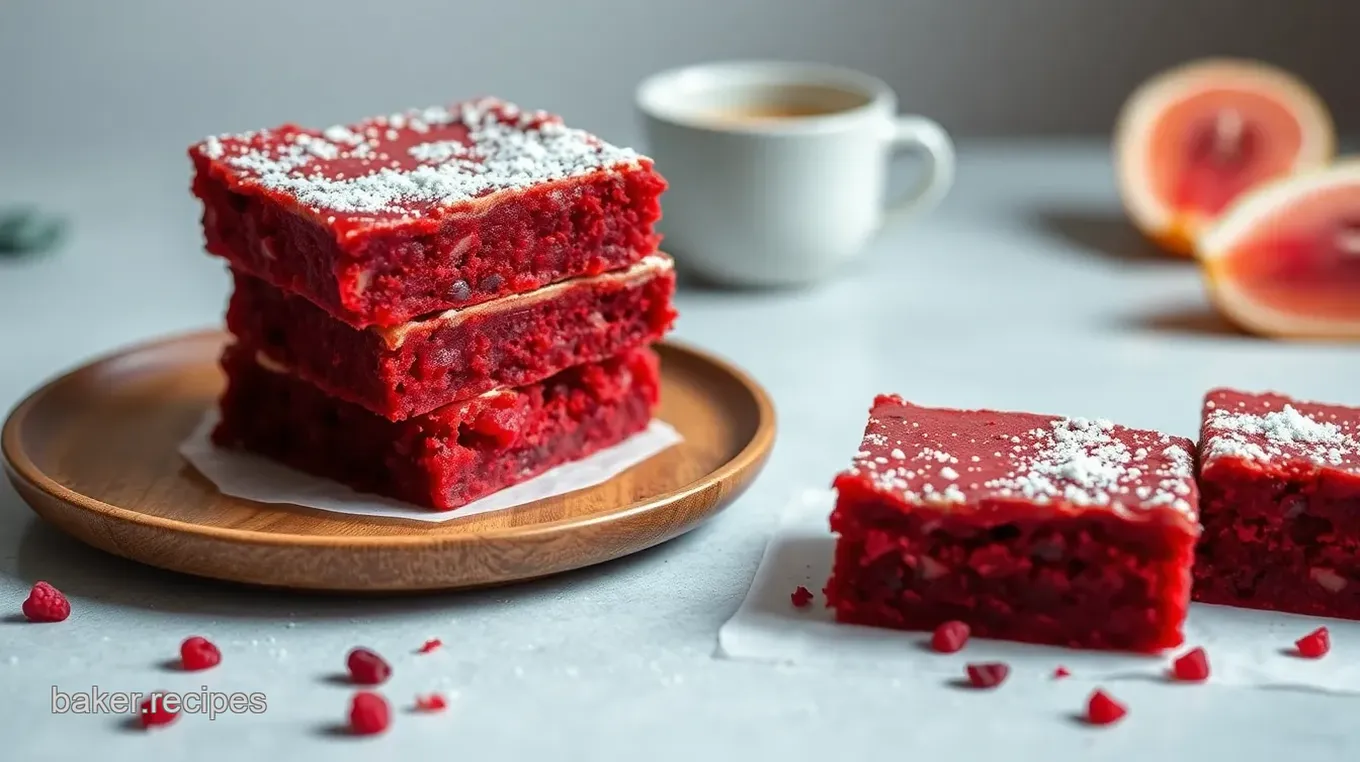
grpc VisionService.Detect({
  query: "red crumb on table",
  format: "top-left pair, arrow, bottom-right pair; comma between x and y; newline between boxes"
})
965,662 -> 1010,688
1171,646 -> 1210,681
349,692 -> 391,735
791,586 -> 814,608
1295,627 -> 1331,658
180,636 -> 222,671
1086,689 -> 1127,726
414,693 -> 448,712
139,692 -> 180,729
825,396 -> 1199,652
346,648 -> 392,685
931,621 -> 971,653
21,581 -> 70,623
418,639 -> 443,654
1054,666 -> 1071,679
1192,389 -> 1360,620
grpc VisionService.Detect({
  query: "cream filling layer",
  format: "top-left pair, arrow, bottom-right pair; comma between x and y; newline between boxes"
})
378,252 -> 673,350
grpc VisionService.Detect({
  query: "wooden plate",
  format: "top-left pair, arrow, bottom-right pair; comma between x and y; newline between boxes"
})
2,331 -> 775,592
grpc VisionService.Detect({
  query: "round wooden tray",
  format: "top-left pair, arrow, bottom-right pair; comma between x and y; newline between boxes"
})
2,331 -> 775,592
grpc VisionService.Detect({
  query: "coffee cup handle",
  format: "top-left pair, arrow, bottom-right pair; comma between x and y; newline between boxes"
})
885,116 -> 955,220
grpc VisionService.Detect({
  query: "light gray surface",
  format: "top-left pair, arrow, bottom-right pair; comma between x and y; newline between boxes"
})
2,143 -> 1359,761
2,0 -> 1358,173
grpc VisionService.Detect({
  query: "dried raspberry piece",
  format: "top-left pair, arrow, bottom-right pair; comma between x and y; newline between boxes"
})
930,620 -> 970,653
1086,689 -> 1127,726
21,581 -> 70,623
965,662 -> 1010,688
139,692 -> 179,728
346,647 -> 391,685
349,692 -> 390,735
1053,666 -> 1071,679
1171,647 -> 1209,681
790,586 -> 814,608
418,638 -> 442,654
1295,627 -> 1330,658
414,693 -> 447,712
180,636 -> 222,671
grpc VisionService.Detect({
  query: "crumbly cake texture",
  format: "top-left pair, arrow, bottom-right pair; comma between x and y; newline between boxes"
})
213,344 -> 661,512
825,394 -> 1200,652
1193,388 -> 1360,619
191,97 -> 666,328
226,254 -> 676,420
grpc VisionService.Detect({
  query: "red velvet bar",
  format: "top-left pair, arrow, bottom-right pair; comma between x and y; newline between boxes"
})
191,98 -> 666,328
213,344 -> 661,511
826,395 -> 1200,653
226,254 -> 675,421
1193,388 -> 1360,619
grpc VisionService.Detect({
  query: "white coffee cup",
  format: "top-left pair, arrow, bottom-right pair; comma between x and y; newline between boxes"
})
636,61 -> 955,288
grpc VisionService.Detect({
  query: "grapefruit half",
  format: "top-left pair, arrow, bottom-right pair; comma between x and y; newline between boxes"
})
1198,161 -> 1360,340
1115,59 -> 1335,256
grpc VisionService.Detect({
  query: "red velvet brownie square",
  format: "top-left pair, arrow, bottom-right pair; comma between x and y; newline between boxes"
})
212,345 -> 661,511
826,395 -> 1200,652
226,254 -> 676,421
1193,388 -> 1360,618
191,98 -> 666,328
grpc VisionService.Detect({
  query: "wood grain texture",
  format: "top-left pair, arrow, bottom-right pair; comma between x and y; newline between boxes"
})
2,331 -> 775,592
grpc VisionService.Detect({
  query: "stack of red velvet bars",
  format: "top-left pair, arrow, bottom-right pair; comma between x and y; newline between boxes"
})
826,389 -> 1360,652
188,98 -> 676,511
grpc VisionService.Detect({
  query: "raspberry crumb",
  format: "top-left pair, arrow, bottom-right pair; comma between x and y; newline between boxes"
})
1295,627 -> 1330,658
791,586 -> 814,608
139,692 -> 180,729
1085,689 -> 1127,726
965,662 -> 1010,688
930,620 -> 970,653
414,693 -> 448,712
349,692 -> 390,735
1171,647 -> 1209,681
417,638 -> 442,654
21,581 -> 70,623
346,648 -> 392,685
1053,666 -> 1071,679
180,636 -> 222,671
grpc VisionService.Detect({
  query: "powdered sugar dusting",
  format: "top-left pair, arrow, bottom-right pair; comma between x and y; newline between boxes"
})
408,140 -> 469,164
1201,389 -> 1360,471
202,136 -> 225,160
842,395 -> 1198,521
191,98 -> 642,220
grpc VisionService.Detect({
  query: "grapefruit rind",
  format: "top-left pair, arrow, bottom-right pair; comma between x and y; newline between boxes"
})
1198,161 -> 1360,340
1115,58 -> 1336,255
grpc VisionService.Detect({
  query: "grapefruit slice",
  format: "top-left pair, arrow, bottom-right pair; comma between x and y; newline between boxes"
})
1198,161 -> 1360,339
1115,59 -> 1335,256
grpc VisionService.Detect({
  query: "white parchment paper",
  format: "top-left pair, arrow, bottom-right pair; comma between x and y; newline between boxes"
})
179,411 -> 682,523
719,489 -> 1360,695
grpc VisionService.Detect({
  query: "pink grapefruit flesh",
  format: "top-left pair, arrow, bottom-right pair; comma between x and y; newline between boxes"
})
1115,59 -> 1334,256
1198,162 -> 1360,339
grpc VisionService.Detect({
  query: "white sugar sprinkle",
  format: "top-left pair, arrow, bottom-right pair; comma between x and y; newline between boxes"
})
409,140 -> 469,163
197,98 -> 640,217
323,125 -> 365,146
976,417 -> 1194,518
203,136 -> 224,160
1206,403 -> 1357,467
849,406 -> 1196,520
